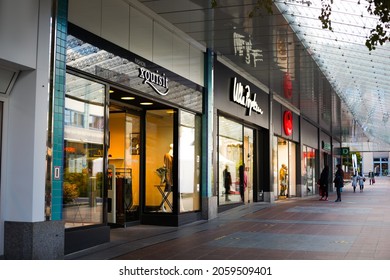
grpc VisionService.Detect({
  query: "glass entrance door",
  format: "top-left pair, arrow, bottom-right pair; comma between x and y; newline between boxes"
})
145,109 -> 174,213
0,101 -> 2,190
274,137 -> 296,199
108,105 -> 140,225
244,127 -> 254,203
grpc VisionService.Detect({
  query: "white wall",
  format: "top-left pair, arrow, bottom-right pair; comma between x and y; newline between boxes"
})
362,152 -> 373,175
0,0 -> 39,70
0,0 -> 52,256
68,0 -> 205,86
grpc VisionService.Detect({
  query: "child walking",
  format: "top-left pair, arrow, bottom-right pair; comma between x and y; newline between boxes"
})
357,172 -> 365,192
351,172 -> 358,193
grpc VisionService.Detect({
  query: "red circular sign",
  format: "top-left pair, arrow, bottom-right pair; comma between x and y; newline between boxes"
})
283,73 -> 293,98
283,110 -> 293,136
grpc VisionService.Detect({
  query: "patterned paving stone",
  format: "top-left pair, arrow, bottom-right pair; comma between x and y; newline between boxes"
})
208,232 -> 355,252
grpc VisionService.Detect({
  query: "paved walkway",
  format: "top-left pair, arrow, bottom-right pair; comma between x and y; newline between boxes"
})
66,176 -> 390,260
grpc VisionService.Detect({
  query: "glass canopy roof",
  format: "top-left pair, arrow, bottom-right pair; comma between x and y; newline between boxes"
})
274,0 -> 390,145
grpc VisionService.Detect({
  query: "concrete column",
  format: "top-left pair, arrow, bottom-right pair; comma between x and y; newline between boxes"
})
2,0 -> 64,259
201,48 -> 217,220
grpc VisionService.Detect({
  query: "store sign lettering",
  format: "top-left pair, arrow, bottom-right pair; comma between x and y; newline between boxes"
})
232,77 -> 263,116
138,67 -> 169,96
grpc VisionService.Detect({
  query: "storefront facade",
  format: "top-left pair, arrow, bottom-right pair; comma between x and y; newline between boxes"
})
61,18 -> 205,252
0,0 -> 348,259
301,119 -> 319,197
272,102 -> 300,200
214,59 -> 270,209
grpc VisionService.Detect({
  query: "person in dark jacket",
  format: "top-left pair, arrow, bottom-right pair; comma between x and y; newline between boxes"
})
239,164 -> 247,203
334,164 -> 344,202
319,165 -> 329,201
223,165 -> 232,201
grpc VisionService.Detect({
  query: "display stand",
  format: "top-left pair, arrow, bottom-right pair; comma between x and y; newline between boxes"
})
155,185 -> 172,212
72,199 -> 84,225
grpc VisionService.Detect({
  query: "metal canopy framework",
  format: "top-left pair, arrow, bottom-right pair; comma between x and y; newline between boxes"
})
274,0 -> 390,148
121,1 -> 390,150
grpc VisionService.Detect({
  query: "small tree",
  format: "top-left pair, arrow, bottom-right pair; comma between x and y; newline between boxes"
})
63,182 -> 80,204
343,151 -> 362,173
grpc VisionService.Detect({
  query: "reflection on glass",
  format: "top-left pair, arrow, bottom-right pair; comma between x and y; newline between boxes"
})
107,109 -> 140,225
302,145 -> 316,196
277,138 -> 289,198
63,74 -> 105,228
244,127 -> 254,203
272,136 -> 278,199
179,111 -> 201,212
145,110 -> 174,213
275,137 -> 296,199
288,141 -> 296,197
0,102 -> 2,196
218,116 -> 243,205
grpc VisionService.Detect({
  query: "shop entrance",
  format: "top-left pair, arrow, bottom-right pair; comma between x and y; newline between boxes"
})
107,104 -> 141,225
274,137 -> 296,199
107,87 -> 175,226
218,116 -> 255,206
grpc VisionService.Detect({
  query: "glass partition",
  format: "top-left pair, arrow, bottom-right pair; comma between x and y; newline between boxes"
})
218,116 -> 243,205
275,137 -> 296,199
288,141 -> 296,197
179,110 -> 201,212
0,101 -> 2,188
63,74 -> 105,228
302,145 -> 317,196
107,109 -> 140,224
145,110 -> 174,213
244,127 -> 254,203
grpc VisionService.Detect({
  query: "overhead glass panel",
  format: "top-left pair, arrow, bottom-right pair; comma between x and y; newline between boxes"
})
275,0 -> 390,144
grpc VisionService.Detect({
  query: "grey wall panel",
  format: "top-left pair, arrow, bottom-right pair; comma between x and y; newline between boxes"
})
302,119 -> 318,149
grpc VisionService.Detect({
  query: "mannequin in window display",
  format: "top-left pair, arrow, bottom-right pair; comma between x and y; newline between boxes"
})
223,165 -> 232,201
164,144 -> 173,190
161,144 -> 173,212
279,164 -> 288,197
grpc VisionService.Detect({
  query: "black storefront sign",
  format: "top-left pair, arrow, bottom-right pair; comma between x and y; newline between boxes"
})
214,60 -> 269,129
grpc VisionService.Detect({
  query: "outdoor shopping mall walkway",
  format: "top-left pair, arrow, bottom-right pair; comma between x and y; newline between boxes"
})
67,176 -> 390,260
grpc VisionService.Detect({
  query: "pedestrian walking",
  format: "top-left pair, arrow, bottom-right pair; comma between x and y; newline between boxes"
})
319,165 -> 329,201
239,164 -> 248,203
334,164 -> 344,202
351,172 -> 358,193
223,165 -> 232,201
368,171 -> 375,185
357,172 -> 365,192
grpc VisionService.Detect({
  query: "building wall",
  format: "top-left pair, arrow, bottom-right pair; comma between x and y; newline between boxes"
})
362,152 -> 373,175
0,0 -> 350,258
0,0 -> 53,257
0,0 -> 39,69
68,0 -> 205,87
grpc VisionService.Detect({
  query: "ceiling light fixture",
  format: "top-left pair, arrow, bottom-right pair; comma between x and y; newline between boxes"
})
140,102 -> 153,106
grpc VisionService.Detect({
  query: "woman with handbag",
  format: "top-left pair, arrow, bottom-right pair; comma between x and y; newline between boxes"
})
357,172 -> 365,192
334,164 -> 344,202
319,165 -> 329,201
368,171 -> 375,185
351,172 -> 358,193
